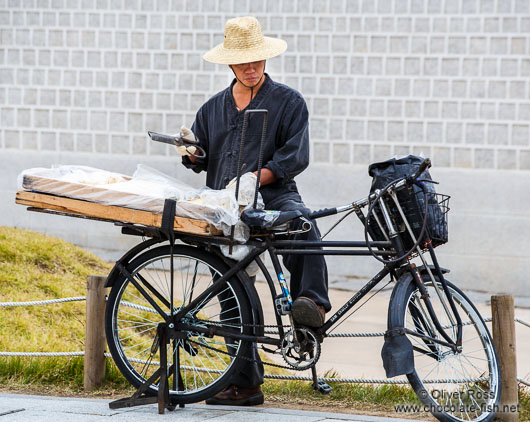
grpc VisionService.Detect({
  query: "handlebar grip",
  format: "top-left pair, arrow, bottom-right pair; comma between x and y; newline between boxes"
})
413,158 -> 432,180
309,207 -> 337,219
147,131 -> 176,144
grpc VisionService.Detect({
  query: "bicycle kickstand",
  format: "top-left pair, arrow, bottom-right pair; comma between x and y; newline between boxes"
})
310,352 -> 332,395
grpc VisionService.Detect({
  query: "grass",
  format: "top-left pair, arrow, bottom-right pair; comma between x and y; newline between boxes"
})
0,225 -> 116,392
521,385 -> 530,422
262,369 -> 422,415
0,226 -> 112,355
0,225 -> 528,420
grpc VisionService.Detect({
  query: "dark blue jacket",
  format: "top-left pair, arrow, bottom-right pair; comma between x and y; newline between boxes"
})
183,74 -> 309,205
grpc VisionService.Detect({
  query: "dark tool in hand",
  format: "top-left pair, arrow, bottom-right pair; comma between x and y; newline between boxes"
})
147,131 -> 207,159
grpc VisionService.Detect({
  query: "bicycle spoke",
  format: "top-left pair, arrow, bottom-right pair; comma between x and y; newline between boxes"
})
107,247 -> 255,402
402,278 -> 499,422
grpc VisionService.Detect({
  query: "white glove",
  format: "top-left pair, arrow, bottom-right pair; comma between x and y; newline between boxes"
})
174,125 -> 197,156
180,125 -> 196,143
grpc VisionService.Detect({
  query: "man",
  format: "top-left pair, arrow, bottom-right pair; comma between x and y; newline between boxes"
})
177,16 -> 331,406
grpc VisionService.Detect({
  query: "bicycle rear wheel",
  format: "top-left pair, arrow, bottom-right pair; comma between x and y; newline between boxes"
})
105,244 -> 253,404
391,275 -> 500,422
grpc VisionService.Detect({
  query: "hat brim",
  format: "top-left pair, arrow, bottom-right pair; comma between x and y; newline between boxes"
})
203,37 -> 287,65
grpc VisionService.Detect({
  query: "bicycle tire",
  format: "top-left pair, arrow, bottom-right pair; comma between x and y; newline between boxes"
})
389,275 -> 501,422
105,244 -> 253,404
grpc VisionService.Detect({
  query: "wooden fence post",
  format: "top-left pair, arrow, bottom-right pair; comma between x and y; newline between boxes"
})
84,275 -> 108,391
491,295 -> 519,422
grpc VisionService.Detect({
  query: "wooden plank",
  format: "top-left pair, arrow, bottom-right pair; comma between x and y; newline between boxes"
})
16,191 -> 220,236
22,174 -> 133,200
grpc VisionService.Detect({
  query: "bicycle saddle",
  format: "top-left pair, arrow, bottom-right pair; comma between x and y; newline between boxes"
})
240,209 -> 302,229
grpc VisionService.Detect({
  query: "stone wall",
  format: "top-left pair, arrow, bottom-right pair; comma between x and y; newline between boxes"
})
1,0 -> 529,295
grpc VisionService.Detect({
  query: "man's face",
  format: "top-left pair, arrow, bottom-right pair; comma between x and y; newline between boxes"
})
230,60 -> 265,87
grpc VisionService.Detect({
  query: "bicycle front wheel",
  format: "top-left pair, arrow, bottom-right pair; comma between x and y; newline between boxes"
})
391,275 -> 500,422
105,244 -> 253,404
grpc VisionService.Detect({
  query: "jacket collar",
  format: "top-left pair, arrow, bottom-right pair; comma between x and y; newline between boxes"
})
227,73 -> 272,116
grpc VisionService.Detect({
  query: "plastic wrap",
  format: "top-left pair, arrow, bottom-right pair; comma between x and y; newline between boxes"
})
18,165 -> 264,248
219,172 -> 264,273
240,209 -> 281,228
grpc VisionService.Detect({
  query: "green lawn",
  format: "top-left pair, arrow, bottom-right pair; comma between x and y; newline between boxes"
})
0,226 -> 527,421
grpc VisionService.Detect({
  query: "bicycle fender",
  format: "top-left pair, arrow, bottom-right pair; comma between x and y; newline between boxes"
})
104,238 -> 164,288
382,273 -> 415,378
417,264 -> 450,275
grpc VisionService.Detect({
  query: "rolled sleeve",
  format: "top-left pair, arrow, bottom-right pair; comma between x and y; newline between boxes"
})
264,96 -> 310,182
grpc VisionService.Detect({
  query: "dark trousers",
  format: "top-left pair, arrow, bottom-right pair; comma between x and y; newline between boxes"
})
225,191 -> 330,388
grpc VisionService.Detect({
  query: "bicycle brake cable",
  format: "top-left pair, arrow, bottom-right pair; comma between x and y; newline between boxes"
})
321,209 -> 355,240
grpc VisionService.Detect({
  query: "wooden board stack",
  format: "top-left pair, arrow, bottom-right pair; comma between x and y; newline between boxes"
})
16,173 -> 222,236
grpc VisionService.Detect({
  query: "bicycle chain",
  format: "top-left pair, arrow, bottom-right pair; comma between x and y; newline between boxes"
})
189,320 -> 313,371
195,318 -> 290,330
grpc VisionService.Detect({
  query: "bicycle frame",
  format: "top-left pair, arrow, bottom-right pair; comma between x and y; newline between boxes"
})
166,233 -> 396,345
116,184 -> 462,355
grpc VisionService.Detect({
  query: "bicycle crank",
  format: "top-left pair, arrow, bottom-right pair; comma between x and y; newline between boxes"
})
280,328 -> 320,370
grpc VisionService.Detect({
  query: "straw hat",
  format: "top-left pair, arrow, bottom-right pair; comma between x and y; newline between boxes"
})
203,16 -> 287,65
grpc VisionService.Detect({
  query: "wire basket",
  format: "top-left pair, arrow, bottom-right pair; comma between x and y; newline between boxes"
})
399,191 -> 450,250
368,190 -> 450,253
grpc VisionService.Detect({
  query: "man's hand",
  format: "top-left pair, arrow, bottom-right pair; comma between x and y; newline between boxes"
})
253,168 -> 276,186
175,126 -> 197,157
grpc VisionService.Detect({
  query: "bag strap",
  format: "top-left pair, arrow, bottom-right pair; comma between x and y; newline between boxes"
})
161,198 -> 176,245
161,198 -> 177,317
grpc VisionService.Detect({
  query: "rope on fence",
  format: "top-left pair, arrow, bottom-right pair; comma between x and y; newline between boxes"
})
0,351 -> 84,357
515,317 -> 530,329
1,349 -> 528,387
0,297 -> 86,307
519,378 -> 530,387
1,296 -> 530,387
1,297 -> 529,338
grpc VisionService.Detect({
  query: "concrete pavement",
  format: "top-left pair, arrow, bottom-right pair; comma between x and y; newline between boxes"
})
0,393 -> 426,422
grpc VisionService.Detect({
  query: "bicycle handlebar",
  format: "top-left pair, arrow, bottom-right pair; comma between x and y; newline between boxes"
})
308,207 -> 337,219
410,158 -> 431,182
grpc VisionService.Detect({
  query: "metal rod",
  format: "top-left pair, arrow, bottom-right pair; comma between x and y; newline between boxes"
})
388,189 -> 456,327
377,191 -> 398,237
117,263 -> 169,322
171,247 -> 263,322
270,240 -> 392,248
253,110 -> 268,209
276,249 -> 394,256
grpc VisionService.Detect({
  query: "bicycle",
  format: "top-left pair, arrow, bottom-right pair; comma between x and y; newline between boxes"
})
104,114 -> 500,422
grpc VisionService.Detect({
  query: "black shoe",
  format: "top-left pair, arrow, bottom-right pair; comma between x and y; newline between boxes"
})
292,296 -> 326,328
205,385 -> 264,406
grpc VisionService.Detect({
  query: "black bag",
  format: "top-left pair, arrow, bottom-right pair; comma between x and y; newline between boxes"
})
367,155 -> 449,252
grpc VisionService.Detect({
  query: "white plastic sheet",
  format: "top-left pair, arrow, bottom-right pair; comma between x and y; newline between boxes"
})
19,165 -> 265,257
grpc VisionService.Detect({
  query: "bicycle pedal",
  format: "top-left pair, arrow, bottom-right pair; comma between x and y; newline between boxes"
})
313,380 -> 332,395
275,295 -> 292,316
